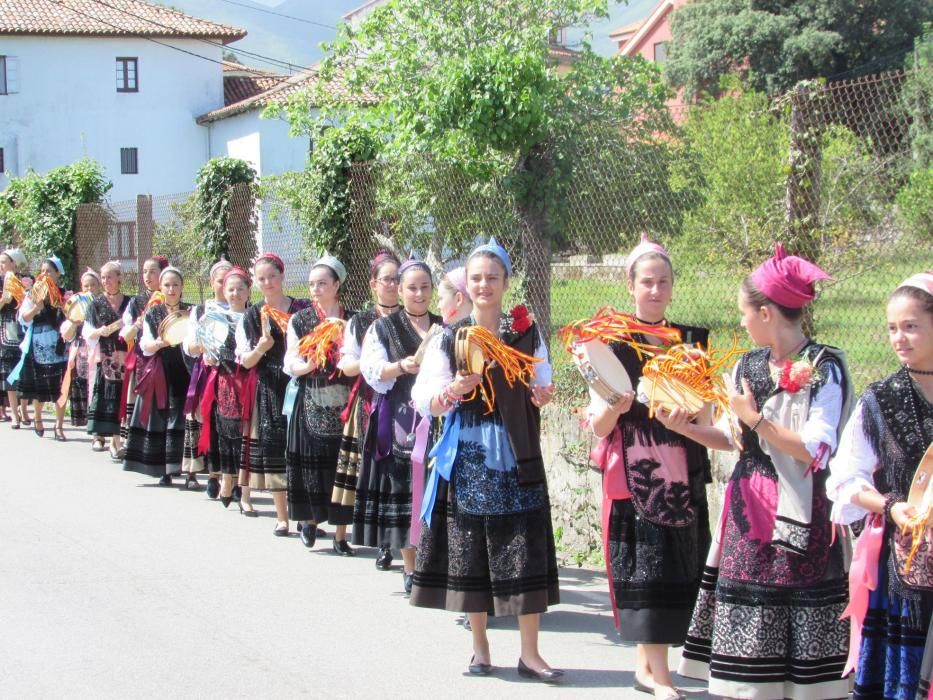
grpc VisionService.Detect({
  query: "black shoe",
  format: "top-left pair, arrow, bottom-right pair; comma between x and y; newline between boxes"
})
517,658 -> 564,683
375,546 -> 393,570
316,527 -> 327,538
220,496 -> 232,509
402,571 -> 413,595
184,475 -> 200,490
232,485 -> 242,502
332,539 -> 355,556
299,523 -> 317,548
206,478 -> 220,499
158,475 -> 173,486
468,655 -> 493,676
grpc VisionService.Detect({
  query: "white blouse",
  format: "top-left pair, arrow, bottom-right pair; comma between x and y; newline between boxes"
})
826,400 -> 877,524
359,324 -> 398,395
182,304 -> 204,358
337,320 -> 362,371
283,317 -> 304,378
16,296 -> 37,326
411,328 -> 552,418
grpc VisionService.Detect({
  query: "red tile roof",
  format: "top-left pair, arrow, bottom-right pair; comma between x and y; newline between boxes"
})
0,0 -> 245,42
199,67 -> 377,123
224,74 -> 288,106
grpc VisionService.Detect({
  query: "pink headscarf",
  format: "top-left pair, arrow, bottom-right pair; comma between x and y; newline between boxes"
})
223,266 -> 252,288
897,270 -> 933,296
750,243 -> 831,309
445,266 -> 469,298
625,234 -> 670,277
254,252 -> 285,273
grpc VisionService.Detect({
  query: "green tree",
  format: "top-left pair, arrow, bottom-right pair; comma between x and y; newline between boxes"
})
275,0 -> 672,337
666,0 -> 933,96
194,157 -> 258,269
152,194 -> 211,301
0,158 -> 111,281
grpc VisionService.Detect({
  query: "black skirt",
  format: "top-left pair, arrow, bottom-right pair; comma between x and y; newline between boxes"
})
352,452 -> 414,550
285,379 -> 352,525
243,366 -> 289,491
87,353 -> 126,437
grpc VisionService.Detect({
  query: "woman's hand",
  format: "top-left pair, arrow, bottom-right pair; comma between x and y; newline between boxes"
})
399,356 -> 420,375
609,391 -> 635,416
204,355 -> 219,367
256,332 -> 274,354
189,342 -> 204,356
448,372 -> 482,398
655,406 -> 694,435
292,360 -> 314,377
530,384 -> 554,408
890,502 -> 918,531
729,377 -> 760,427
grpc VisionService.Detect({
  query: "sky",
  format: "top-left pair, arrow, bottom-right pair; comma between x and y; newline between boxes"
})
160,0 -> 659,73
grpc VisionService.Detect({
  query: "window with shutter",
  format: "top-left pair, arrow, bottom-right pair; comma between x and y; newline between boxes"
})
120,148 -> 138,175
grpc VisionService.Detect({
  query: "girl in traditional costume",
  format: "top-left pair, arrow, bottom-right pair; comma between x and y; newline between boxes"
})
235,253 -> 308,532
59,268 -> 102,429
663,244 -> 853,700
85,261 -> 130,459
586,237 -> 711,700
354,255 -> 442,592
410,239 -> 562,682
284,256 -> 356,553
123,267 -> 191,484
436,266 -> 472,326
827,271 -> 933,700
332,250 -> 401,567
16,255 -> 68,441
201,267 -> 251,509
182,259 -> 233,497
0,248 -> 29,428
118,255 -> 168,456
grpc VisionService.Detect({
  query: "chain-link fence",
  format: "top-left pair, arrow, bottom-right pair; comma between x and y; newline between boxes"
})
71,68 -> 929,397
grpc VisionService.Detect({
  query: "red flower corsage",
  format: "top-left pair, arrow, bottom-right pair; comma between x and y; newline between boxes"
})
510,304 -> 533,333
777,358 -> 821,394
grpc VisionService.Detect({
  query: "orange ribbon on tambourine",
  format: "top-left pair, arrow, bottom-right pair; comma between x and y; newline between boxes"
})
143,291 -> 166,313
261,304 -> 291,335
901,443 -> 933,574
31,272 -> 64,308
297,318 -> 346,370
455,325 -> 541,415
559,306 -> 684,360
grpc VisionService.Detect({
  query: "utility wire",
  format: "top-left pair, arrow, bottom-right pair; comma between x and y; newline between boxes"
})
214,0 -> 336,30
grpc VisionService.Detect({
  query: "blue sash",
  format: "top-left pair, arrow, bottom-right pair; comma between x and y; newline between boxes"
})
419,410 -> 461,527
282,376 -> 300,431
6,322 -> 33,384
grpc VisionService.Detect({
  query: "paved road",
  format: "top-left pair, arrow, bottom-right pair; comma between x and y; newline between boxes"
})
0,418 -> 709,699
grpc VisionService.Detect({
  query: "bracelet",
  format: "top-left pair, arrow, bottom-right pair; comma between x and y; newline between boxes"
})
444,386 -> 461,406
749,414 -> 765,432
883,493 -> 900,524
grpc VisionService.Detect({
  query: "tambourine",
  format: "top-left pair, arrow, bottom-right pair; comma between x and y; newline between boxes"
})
908,444 -> 933,528
63,292 -> 94,322
158,310 -> 191,347
569,338 -> 633,406
636,375 -> 706,416
455,327 -> 485,374
196,310 -> 240,359
413,324 -> 443,365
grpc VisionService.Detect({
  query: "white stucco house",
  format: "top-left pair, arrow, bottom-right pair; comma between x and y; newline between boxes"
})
0,0 -> 246,201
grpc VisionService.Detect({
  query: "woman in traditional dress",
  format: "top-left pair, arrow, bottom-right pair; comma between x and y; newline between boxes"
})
236,253 -> 309,532
437,266 -> 472,326
59,268 -> 102,429
586,237 -> 711,700
182,259 -> 233,497
410,239 -> 562,681
333,250 -> 401,566
284,256 -> 357,552
201,266 -> 251,509
123,266 -> 191,484
16,255 -> 68,441
827,271 -> 933,700
354,255 -> 442,590
84,261 -> 130,459
661,244 -> 853,700
0,247 -> 29,428
118,255 -> 168,456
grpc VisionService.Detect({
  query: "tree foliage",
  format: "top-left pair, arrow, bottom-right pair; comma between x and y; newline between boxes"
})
666,0 -> 933,96
152,194 -> 210,300
275,0 -> 673,335
0,158 -> 111,279
194,157 -> 258,267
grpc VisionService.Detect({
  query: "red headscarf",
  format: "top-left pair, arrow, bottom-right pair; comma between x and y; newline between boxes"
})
750,243 -> 831,309
223,266 -> 252,288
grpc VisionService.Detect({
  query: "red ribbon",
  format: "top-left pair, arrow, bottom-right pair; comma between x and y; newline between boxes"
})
340,376 -> 362,423
134,353 -> 167,424
238,366 -> 259,472
197,367 -> 220,456
119,349 -> 138,421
